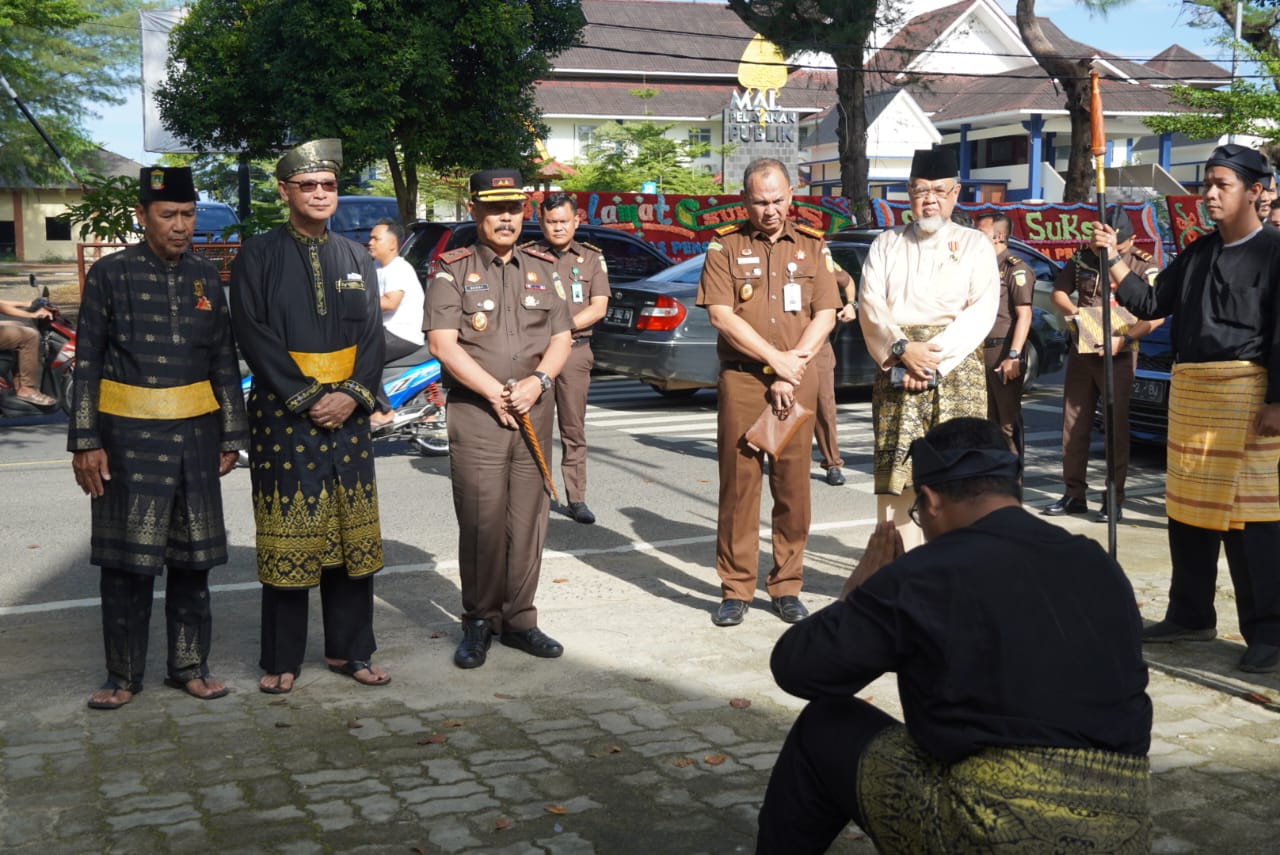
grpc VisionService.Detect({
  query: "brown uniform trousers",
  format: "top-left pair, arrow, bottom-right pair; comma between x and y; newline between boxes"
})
813,341 -> 842,469
554,340 -> 593,504
1061,350 -> 1136,503
984,342 -> 1026,458
446,391 -> 553,633
716,365 -> 820,601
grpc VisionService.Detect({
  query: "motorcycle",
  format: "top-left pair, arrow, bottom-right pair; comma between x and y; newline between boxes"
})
237,343 -> 448,466
0,274 -> 77,419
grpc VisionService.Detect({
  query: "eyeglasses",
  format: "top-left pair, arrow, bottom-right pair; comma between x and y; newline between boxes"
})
285,179 -> 338,193
908,494 -> 924,526
907,183 -> 956,200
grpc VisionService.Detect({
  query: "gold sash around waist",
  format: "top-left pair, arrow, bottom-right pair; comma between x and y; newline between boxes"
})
98,378 -> 219,420
290,346 -> 356,384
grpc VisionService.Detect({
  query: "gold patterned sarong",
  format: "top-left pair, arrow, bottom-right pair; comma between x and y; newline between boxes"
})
1166,361 -> 1280,531
857,726 -> 1151,855
873,324 -> 988,493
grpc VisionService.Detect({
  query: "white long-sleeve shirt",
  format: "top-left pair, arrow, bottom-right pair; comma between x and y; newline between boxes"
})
858,220 -> 999,377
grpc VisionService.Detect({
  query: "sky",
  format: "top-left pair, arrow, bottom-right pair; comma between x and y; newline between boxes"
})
82,0 -> 1237,166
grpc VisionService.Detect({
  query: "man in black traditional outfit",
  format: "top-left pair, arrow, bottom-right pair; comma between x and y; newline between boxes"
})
231,139 -> 389,693
1096,144 -> 1280,673
71,166 -> 247,710
756,418 -> 1152,855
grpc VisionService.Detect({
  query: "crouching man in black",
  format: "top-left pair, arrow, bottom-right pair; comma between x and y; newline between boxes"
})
756,417 -> 1153,855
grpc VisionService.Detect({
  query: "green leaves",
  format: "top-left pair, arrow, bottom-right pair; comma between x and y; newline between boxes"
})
55,172 -> 138,243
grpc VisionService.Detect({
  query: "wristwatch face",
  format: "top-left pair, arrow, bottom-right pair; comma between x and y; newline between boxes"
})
891,340 -> 907,358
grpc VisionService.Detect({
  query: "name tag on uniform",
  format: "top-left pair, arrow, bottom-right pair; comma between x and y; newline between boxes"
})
464,283 -> 488,292
783,282 -> 801,312
736,256 -> 761,265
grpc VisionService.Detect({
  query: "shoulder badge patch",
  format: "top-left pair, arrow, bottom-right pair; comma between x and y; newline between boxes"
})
439,247 -> 473,264
1012,269 -> 1027,288
707,240 -> 723,253
520,245 -> 556,263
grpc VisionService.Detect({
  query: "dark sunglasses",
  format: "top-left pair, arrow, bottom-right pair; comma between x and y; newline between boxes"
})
286,179 -> 337,193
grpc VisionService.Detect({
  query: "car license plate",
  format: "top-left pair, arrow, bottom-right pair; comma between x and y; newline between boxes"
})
605,306 -> 633,327
1132,378 -> 1166,404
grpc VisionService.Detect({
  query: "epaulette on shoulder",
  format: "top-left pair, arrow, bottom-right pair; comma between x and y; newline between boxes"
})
517,239 -> 536,248
520,244 -> 556,263
795,223 -> 825,239
1131,248 -> 1154,262
439,246 -> 473,264
578,241 -> 603,255
715,222 -> 741,236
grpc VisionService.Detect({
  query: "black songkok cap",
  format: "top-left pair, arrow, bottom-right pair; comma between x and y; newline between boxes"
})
909,148 -> 958,181
1105,205 -> 1134,243
469,168 -> 527,202
1206,144 -> 1272,186
138,166 -> 197,204
909,437 -> 1020,492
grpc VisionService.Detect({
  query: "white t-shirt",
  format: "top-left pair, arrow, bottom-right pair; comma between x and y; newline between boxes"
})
376,255 -> 425,345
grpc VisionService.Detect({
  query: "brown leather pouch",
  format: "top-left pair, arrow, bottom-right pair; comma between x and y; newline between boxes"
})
744,401 -> 814,456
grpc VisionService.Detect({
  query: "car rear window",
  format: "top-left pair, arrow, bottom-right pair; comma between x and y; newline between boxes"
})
196,206 -> 239,232
331,198 -> 398,232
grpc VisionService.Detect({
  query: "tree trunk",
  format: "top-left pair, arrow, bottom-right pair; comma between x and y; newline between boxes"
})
834,48 -> 872,226
1015,0 -> 1093,203
385,147 -> 414,223
1061,78 -> 1094,204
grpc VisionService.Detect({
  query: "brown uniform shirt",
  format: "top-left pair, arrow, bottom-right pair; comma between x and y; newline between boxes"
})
424,242 -> 573,389
1053,245 -> 1159,352
695,220 -> 842,362
990,251 -> 1034,340
526,238 -> 611,339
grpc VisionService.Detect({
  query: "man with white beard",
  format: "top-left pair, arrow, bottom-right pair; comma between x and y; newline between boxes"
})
858,148 -> 998,548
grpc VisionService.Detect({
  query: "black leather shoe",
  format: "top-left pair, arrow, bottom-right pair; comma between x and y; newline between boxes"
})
454,619 -> 493,669
771,596 -> 810,623
712,599 -> 749,627
825,466 -> 846,486
568,501 -> 596,524
500,627 -> 564,658
1042,496 -> 1088,516
1095,501 -> 1123,523
1239,643 -> 1280,673
1141,619 -> 1216,644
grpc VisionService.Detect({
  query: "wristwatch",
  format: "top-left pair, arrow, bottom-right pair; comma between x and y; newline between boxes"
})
532,370 -> 553,392
1006,349 -> 1020,360
890,339 -> 909,359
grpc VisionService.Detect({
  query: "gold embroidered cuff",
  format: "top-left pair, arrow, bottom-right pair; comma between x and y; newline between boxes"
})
289,346 -> 357,383
98,379 -> 219,420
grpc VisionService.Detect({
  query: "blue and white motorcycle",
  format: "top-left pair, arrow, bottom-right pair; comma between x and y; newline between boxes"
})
237,343 -> 448,466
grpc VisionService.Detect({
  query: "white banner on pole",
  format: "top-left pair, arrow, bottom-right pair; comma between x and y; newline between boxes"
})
140,8 -> 195,154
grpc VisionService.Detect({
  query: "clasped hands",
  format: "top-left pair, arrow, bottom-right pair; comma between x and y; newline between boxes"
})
898,340 -> 942,392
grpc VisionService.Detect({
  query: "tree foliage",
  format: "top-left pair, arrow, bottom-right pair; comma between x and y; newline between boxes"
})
0,0 -> 143,184
557,122 -> 726,194
157,0 -> 585,222
55,171 -> 139,242
725,0 -> 899,226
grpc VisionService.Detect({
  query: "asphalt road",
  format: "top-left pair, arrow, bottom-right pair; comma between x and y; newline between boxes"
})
0,368 -> 1166,615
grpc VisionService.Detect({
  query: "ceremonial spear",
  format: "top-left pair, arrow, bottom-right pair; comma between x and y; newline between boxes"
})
1090,69 -> 1119,558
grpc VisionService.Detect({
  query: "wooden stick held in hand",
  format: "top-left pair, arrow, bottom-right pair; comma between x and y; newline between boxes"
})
507,379 -> 558,503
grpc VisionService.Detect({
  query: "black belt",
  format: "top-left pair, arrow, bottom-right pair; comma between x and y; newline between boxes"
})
983,336 -> 1008,349
720,360 -> 774,375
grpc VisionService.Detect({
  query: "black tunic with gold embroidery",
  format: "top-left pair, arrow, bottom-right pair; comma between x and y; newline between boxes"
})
68,242 -> 248,575
230,224 -> 384,587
